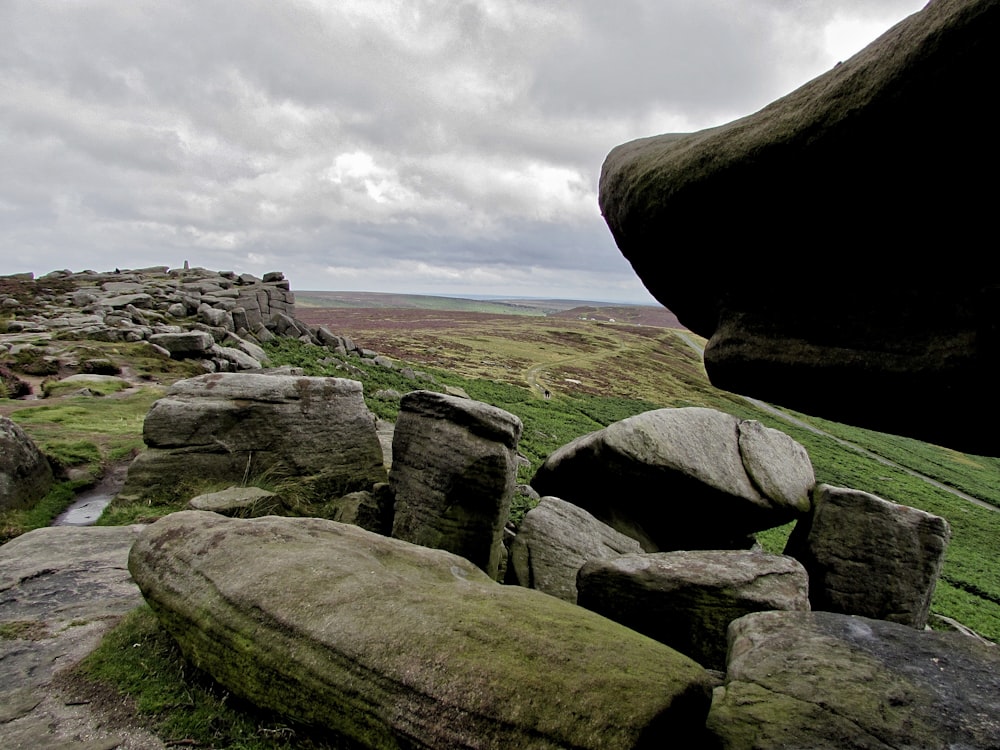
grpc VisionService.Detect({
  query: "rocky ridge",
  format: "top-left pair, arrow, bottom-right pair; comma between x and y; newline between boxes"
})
0,265 -> 379,385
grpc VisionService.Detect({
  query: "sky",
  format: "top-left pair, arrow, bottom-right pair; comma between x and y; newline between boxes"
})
1,1 -> 927,302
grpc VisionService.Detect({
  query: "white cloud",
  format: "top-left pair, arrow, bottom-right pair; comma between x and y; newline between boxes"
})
0,0 -> 927,301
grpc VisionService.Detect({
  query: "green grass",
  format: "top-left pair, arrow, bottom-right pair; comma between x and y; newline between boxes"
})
9,312 -> 991,749
0,480 -> 89,543
42,376 -> 132,398
77,605 -> 350,749
9,388 -> 159,462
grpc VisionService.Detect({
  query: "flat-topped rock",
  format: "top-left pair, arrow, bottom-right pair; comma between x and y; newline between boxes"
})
707,610 -> 1000,749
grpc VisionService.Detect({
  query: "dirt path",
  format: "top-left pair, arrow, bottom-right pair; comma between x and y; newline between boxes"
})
523,334 -> 627,398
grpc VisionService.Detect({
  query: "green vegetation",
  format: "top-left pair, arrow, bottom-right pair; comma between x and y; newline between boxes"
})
77,605 -> 346,749
259,335 -> 1000,641
0,480 -> 88,543
42,376 -> 131,398
5,304 -> 1000,745
9,388 -> 158,464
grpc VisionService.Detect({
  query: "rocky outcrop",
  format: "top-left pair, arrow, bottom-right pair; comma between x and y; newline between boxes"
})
119,372 -> 387,508
785,484 -> 951,628
506,495 -> 643,603
0,267 -> 378,385
577,551 -> 809,670
531,407 -> 814,551
0,525 -> 162,748
706,610 -> 1000,749
597,0 -> 1000,456
0,416 -> 53,512
390,390 -> 523,578
129,511 -> 715,750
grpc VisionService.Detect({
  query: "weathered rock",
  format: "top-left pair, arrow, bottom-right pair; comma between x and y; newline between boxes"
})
147,330 -> 214,357
706,610 -> 1000,750
390,390 -> 523,578
506,496 -> 642,602
598,0 -> 1000,456
322,484 -> 394,534
0,525 -> 163,748
130,512 -> 713,749
531,407 -> 814,551
197,302 -> 233,331
0,416 -> 53,512
209,343 -> 262,370
187,485 -> 283,517
101,292 -> 153,309
577,551 -> 809,670
785,484 -> 950,628
119,373 -> 387,508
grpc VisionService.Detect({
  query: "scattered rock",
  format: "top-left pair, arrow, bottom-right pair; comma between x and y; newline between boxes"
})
322,484 -> 394,535
119,372 -> 387,509
506,495 -> 642,602
531,407 -> 814,551
0,416 -> 54,512
187,486 -> 283,517
707,610 -> 1000,749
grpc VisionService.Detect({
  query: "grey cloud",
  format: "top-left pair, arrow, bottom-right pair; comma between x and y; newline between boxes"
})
0,0 -> 926,301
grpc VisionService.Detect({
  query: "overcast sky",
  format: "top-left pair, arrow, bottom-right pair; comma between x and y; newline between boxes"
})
1,1 -> 926,302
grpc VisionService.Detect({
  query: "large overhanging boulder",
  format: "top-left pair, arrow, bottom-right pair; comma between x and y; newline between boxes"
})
129,512 -> 714,749
598,0 -> 1000,455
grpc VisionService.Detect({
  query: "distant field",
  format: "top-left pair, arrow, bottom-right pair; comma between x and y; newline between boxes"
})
296,304 -> 695,402
295,290 -> 683,327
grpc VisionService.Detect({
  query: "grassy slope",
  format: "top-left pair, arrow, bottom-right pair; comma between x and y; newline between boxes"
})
260,308 -> 1000,642
3,303 -> 999,747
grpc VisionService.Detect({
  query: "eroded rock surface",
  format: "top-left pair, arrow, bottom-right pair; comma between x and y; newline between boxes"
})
506,496 -> 642,603
598,0 -> 1000,455
390,390 -> 523,578
577,551 -> 809,670
0,416 -> 53,512
120,372 -> 387,509
785,484 -> 950,628
707,610 -> 1000,749
130,511 -> 714,750
531,407 -> 814,551
0,525 -> 162,749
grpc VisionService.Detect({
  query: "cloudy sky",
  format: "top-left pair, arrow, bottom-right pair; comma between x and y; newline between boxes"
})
2,1 -> 926,302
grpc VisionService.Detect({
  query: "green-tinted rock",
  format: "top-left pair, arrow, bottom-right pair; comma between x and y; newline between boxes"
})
707,610 -> 1000,749
130,512 -> 713,749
